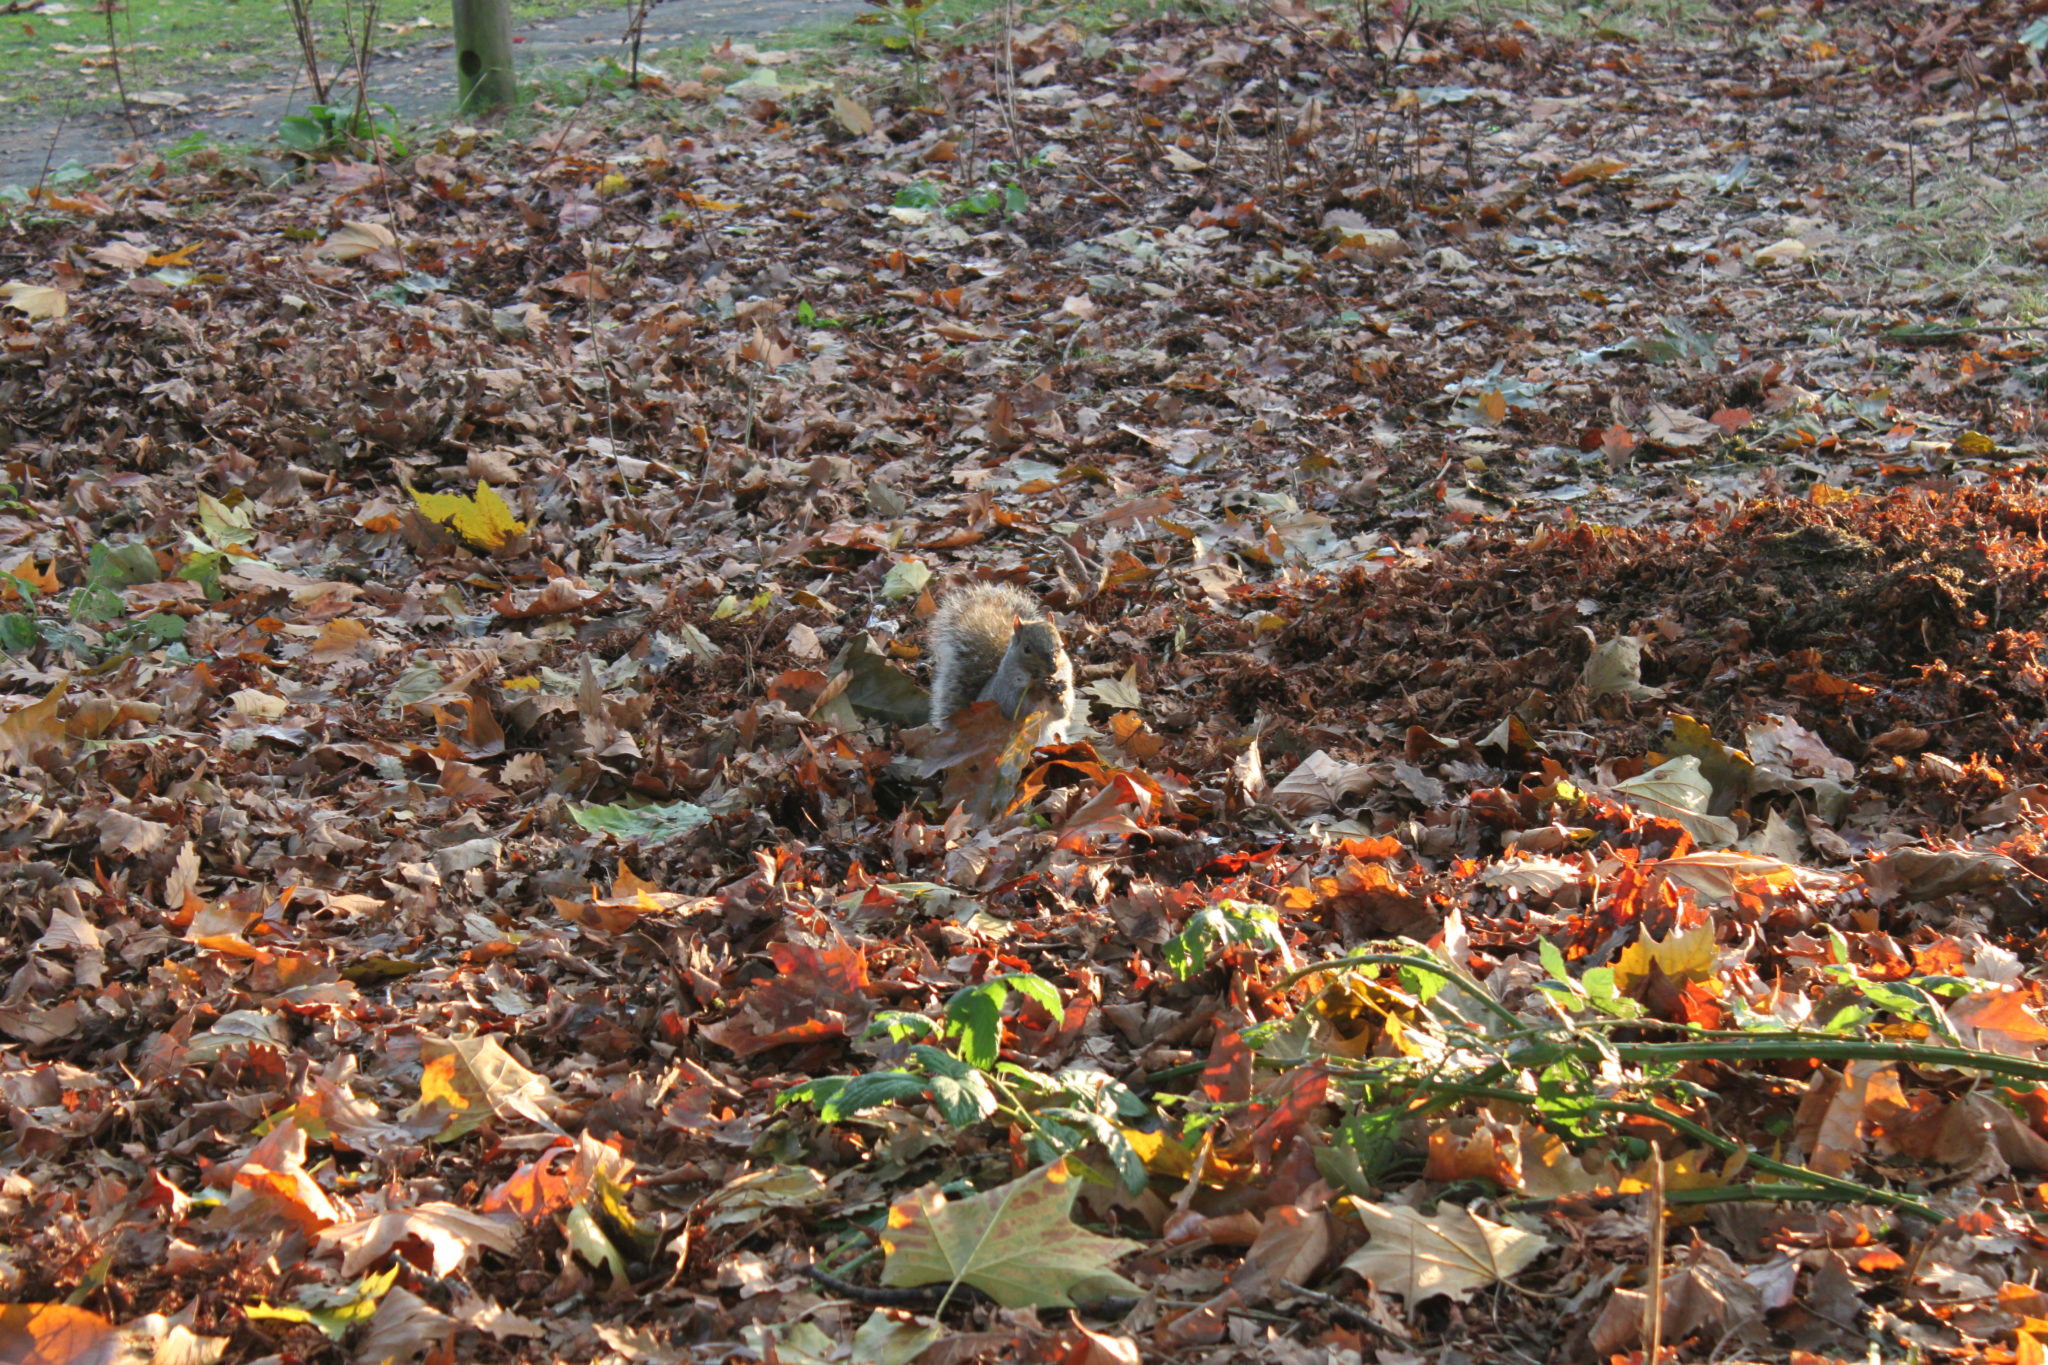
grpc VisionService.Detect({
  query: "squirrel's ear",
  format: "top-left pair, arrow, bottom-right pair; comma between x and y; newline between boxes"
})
1011,613 -> 1022,629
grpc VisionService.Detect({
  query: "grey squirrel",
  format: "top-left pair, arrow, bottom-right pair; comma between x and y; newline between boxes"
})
927,584 -> 1076,743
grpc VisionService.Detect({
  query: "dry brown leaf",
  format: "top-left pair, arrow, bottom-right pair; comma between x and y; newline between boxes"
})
1340,1202 -> 1548,1304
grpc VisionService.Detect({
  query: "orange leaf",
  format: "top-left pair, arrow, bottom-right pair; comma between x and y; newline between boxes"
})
1559,156 -> 1629,186
0,683 -> 68,771
0,1304 -> 119,1365
1,556 -> 59,600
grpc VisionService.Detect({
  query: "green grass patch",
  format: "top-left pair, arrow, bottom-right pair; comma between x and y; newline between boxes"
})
1847,164 -> 2048,322
1424,0 -> 1726,39
0,0 -> 591,123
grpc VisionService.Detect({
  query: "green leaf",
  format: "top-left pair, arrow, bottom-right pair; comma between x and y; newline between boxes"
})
881,557 -> 932,601
0,613 -> 35,653
1395,956 -> 1450,1006
246,1263 -> 400,1340
178,548 -> 226,598
68,584 -> 124,624
568,799 -> 713,842
1162,903 -> 1285,980
917,1050 -> 998,1127
566,1203 -> 627,1282
278,115 -> 331,153
944,984 -> 1003,1069
894,181 -> 943,209
1040,1107 -> 1146,1192
1002,973 -> 1063,1018
866,1011 -> 940,1044
778,1075 -> 849,1111
832,1071 -> 934,1119
88,541 -> 160,588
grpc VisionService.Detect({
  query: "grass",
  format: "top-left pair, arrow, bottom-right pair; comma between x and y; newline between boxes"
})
1845,163 -> 2048,323
1424,0 -> 1727,38
0,0 -> 592,123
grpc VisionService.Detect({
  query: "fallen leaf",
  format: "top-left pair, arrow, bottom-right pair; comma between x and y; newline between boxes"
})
881,1160 -> 1141,1308
1340,1202 -> 1548,1304
0,283 -> 68,319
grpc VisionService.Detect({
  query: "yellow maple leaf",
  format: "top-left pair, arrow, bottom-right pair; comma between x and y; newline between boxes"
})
1613,921 -> 1719,996
417,1054 -> 471,1114
407,483 -> 527,551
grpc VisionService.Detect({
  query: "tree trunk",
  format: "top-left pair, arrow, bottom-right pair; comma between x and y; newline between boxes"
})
451,0 -> 516,113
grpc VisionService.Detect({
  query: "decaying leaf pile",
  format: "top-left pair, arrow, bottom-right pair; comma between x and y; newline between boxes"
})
4,0 -> 2048,1360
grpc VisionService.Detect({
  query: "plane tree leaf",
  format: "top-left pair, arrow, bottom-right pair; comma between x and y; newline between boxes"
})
1340,1202 -> 1549,1304
880,1160 -> 1140,1308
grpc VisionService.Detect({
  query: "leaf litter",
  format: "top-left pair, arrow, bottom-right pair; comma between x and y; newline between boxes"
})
2,1 -> 2048,1362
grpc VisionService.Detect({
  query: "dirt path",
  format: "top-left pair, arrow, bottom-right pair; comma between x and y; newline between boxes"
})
0,0 -> 865,185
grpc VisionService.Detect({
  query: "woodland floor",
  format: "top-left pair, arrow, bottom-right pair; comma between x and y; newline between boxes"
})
5,2 -> 2048,1363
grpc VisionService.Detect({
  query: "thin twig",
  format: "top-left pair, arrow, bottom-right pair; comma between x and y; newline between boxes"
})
803,1265 -> 1139,1319
998,0 -> 1023,167
283,0 -> 331,105
100,0 -> 139,141
345,0 -> 383,138
32,113 -> 68,203
1645,1140 -> 1665,1365
624,0 -> 655,87
1281,1282 -> 1419,1346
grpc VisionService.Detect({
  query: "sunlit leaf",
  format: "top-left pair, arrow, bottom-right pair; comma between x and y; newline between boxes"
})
880,1160 -> 1141,1308
406,482 -> 527,551
0,283 -> 68,319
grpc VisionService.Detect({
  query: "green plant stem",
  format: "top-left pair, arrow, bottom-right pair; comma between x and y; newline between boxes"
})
983,1067 -> 1056,1147
1365,1074 -> 1938,1221
1507,1183 -> 1872,1211
821,1242 -> 880,1276
1273,951 -> 2048,1086
1610,1037 -> 2048,1085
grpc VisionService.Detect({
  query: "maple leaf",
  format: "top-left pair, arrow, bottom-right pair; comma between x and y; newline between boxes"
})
405,482 -> 527,552
354,1284 -> 454,1365
0,683 -> 67,773
225,1118 -> 344,1235
315,1202 -> 521,1277
1611,921 -> 1718,997
1610,757 -> 1738,848
701,937 -> 875,1058
1340,1202 -> 1548,1304
402,1035 -> 560,1140
880,1160 -> 1141,1308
